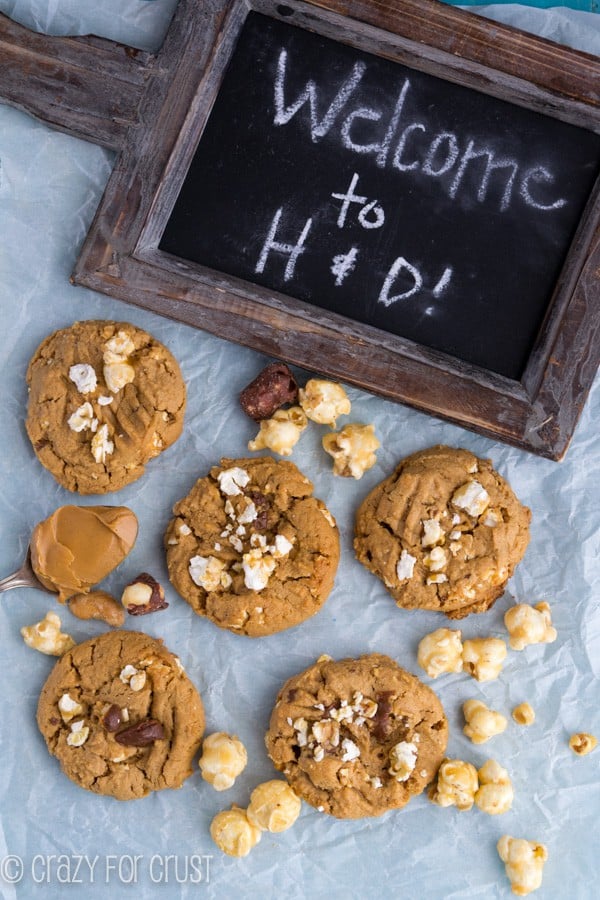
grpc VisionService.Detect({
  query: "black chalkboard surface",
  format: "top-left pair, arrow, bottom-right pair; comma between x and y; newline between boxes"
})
160,12 -> 600,379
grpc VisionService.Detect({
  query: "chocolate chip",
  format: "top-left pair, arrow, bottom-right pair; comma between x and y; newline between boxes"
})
286,688 -> 298,702
103,704 -> 122,733
372,691 -> 395,741
115,718 -> 165,747
240,362 -> 299,421
246,491 -> 271,532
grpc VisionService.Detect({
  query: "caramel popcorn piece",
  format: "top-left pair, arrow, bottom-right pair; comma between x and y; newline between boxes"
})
248,407 -> 307,456
58,693 -> 83,723
103,330 -> 135,394
428,758 -> 479,811
417,628 -> 463,678
497,835 -> 548,896
246,780 -> 301,832
462,637 -> 507,682
504,602 -> 557,651
569,733 -> 597,756
210,807 -> 262,857
475,759 -> 513,815
512,703 -> 535,726
188,555 -> 232,591
451,480 -> 490,518
298,378 -> 351,427
21,611 -> 74,656
199,733 -> 248,791
322,423 -> 380,479
463,699 -> 507,744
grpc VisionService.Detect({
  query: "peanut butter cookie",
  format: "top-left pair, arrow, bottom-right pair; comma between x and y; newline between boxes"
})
37,631 -> 204,800
265,653 -> 447,818
26,320 -> 186,493
165,456 -> 340,636
354,445 -> 531,619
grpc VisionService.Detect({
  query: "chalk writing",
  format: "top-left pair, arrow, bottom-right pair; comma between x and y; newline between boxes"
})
273,50 -> 567,215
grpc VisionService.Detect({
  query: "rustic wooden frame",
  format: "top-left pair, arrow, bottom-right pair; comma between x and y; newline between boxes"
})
1,0 -> 599,459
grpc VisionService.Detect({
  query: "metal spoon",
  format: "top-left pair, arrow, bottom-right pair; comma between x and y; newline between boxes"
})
0,549 -> 51,593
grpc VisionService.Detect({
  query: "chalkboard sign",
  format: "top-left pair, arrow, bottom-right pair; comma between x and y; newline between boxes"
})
160,12 -> 600,380
4,0 -> 599,457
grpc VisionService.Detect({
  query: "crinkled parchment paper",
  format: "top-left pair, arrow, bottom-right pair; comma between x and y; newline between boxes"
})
0,2 -> 598,898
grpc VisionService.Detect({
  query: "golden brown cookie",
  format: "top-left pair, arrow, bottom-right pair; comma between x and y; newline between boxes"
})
26,320 -> 186,493
37,631 -> 204,800
165,456 -> 340,637
354,445 -> 531,619
265,653 -> 447,819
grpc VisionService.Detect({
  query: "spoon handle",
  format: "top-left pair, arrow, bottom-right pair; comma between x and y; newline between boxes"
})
0,554 -> 45,593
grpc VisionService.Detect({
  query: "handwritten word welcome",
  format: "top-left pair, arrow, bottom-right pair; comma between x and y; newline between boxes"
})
274,49 -> 567,214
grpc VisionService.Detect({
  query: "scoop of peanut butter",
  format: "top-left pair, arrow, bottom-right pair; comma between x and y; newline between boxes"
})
30,505 -> 138,601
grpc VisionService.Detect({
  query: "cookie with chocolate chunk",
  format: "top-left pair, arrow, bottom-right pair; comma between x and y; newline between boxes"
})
164,456 -> 340,637
354,445 -> 531,619
36,631 -> 204,800
26,320 -> 186,493
265,653 -> 447,819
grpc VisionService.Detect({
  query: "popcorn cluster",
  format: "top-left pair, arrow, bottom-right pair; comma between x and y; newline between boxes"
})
429,758 -> 513,816
21,611 -> 74,656
210,780 -> 301,858
242,366 -> 379,479
417,628 -> 506,682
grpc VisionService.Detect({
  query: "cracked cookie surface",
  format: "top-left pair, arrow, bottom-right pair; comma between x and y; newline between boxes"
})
354,445 -> 531,619
164,456 -> 340,637
26,320 -> 186,494
36,631 -> 204,799
265,653 -> 447,818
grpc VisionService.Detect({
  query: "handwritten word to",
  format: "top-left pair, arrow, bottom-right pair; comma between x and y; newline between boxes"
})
274,49 -> 567,215
256,171 -> 453,306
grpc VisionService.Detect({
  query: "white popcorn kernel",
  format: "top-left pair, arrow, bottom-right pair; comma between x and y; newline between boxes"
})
218,467 -> 251,496
237,501 -> 258,525
423,546 -> 448,572
178,522 -> 192,536
417,628 -> 463,678
248,407 -> 307,456
340,738 -> 360,762
452,480 -> 490,518
292,718 -> 309,747
67,402 -> 98,433
475,760 -> 513,815
322,423 -> 380,479
247,780 -> 301,832
119,664 -> 138,683
426,573 -> 448,585
91,423 -> 114,464
462,637 -> 507,682
129,672 -> 147,692
449,529 -> 462,541
66,719 -> 90,748
463,700 -> 507,744
421,519 -> 445,548
189,555 -> 230,591
21,611 -> 74,656
311,719 -> 340,749
97,395 -> 113,406
242,548 -> 276,591
104,331 -> 135,361
429,758 -> 479,811
272,533 -> 293,558
229,535 -> 244,554
58,693 -> 83,722
104,360 -> 135,394
497,836 -> 548,896
210,808 -> 262,858
299,378 -> 351,427
569,733 -> 598,756
319,506 -> 336,528
69,363 -> 97,394
512,703 -> 535,726
199,732 -> 248,791
504,602 -> 557,651
388,741 -> 418,782
396,549 -> 417,581
482,508 -> 501,527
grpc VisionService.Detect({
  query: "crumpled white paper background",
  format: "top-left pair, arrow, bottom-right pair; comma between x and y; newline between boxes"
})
0,2 -> 598,898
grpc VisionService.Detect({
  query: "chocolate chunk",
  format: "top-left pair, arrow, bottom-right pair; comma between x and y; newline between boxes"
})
123,572 -> 168,616
115,718 -> 165,747
372,691 -> 395,741
103,704 -> 122,733
240,362 -> 299,421
246,490 -> 271,532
